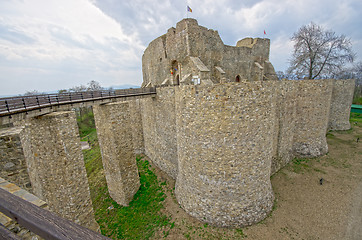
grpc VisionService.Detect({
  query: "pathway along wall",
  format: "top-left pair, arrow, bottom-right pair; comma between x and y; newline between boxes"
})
174,82 -> 276,227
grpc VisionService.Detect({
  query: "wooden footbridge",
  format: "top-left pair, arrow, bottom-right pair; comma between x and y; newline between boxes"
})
0,87 -> 156,124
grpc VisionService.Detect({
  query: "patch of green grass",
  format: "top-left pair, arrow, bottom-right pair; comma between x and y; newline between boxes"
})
78,110 -> 173,239
350,112 -> 362,123
352,97 -> 362,105
291,158 -> 311,173
235,228 -> 247,238
88,155 -> 173,240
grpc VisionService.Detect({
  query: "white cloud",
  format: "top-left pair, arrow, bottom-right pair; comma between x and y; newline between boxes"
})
0,0 -> 145,95
0,0 -> 361,95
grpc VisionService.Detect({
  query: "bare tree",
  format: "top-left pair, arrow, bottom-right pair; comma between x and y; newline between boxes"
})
23,90 -> 43,96
69,84 -> 87,92
87,80 -> 103,91
287,22 -> 355,79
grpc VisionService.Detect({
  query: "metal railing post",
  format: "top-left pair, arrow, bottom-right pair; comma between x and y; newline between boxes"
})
5,100 -> 10,112
22,98 -> 27,110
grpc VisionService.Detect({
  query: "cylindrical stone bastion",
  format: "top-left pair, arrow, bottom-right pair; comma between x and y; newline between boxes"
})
329,79 -> 356,130
175,82 -> 276,227
293,79 -> 333,158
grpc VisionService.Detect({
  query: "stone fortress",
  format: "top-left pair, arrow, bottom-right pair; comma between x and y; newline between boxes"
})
136,18 -> 355,227
0,18 -> 356,231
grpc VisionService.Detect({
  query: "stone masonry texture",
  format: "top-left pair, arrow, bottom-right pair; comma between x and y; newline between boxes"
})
142,18 -> 277,88
128,99 -> 145,154
329,79 -> 356,130
15,111 -> 99,232
138,19 -> 356,227
271,80 -> 298,174
293,80 -> 334,158
0,126 -> 32,193
174,82 -> 275,227
140,87 -> 178,179
93,102 -> 140,206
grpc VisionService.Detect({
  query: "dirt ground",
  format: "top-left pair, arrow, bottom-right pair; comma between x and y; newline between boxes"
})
150,122 -> 362,240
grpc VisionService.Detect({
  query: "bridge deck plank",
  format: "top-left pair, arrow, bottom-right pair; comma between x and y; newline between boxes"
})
0,188 -> 110,240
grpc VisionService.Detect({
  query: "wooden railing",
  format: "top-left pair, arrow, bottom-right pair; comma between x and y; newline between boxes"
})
0,87 -> 156,117
0,188 -> 110,240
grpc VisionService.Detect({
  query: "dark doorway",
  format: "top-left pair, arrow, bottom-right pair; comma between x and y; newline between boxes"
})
236,75 -> 241,82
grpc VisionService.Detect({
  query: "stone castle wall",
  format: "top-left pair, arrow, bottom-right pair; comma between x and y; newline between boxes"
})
174,83 -> 276,227
271,80 -> 297,174
329,79 -> 356,130
129,99 -> 145,154
140,87 -> 178,179
142,18 -> 277,87
0,127 -> 32,193
140,78 -> 355,227
293,80 -> 333,158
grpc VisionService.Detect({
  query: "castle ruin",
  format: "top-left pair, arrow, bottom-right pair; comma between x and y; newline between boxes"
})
0,18 -> 355,230
137,18 -> 355,227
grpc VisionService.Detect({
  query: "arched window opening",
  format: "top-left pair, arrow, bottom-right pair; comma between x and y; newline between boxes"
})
171,60 -> 180,85
236,75 -> 241,82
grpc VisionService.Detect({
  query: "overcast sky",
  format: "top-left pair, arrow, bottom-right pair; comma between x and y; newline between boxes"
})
0,0 -> 361,96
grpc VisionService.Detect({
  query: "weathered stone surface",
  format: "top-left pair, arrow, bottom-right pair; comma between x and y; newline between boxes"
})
15,111 -> 99,232
140,87 -> 178,179
271,80 -> 298,174
293,80 -> 334,158
93,102 -> 140,206
142,18 -> 277,88
329,79 -> 356,130
128,99 -> 145,154
0,127 -> 32,193
174,82 -> 275,227
139,19 -> 356,228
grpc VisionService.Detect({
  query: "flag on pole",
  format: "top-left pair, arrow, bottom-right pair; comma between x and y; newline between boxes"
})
264,30 -> 266,35
187,5 -> 192,13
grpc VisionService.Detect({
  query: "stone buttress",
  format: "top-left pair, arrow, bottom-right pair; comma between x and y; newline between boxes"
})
15,111 -> 99,231
93,102 -> 140,206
